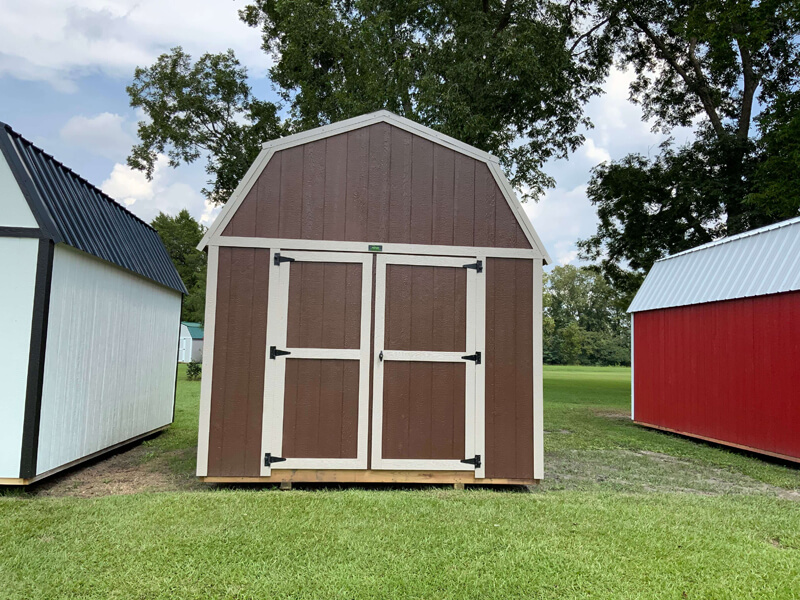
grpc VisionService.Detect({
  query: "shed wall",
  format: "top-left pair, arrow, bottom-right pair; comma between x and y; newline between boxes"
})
36,245 -> 181,475
633,291 -> 800,460
222,123 -> 532,250
205,251 -> 536,479
0,237 -> 39,477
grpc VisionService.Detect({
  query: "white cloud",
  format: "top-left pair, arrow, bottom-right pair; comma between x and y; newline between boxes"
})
0,0 -> 268,91
583,138 -> 610,164
60,112 -> 135,160
101,154 -> 219,224
525,184 -> 598,268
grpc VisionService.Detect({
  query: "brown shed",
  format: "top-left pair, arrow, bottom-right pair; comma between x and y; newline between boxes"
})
196,111 -> 550,485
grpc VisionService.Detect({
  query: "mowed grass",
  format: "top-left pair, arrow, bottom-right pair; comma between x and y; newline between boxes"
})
0,365 -> 799,599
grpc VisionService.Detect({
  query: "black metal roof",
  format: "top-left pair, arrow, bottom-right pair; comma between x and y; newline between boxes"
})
0,122 -> 186,294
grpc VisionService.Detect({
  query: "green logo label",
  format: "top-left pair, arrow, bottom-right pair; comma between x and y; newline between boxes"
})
368,244 -> 383,252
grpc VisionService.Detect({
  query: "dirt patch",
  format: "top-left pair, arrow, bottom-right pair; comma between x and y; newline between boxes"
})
592,410 -> 631,421
541,448 -> 800,499
27,444 -> 204,498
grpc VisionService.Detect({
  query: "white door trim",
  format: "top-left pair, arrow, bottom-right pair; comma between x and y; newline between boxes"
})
371,253 -> 485,475
260,250 -> 373,474
196,246 -> 219,476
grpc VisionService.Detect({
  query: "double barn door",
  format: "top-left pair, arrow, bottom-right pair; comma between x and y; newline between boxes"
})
261,250 -> 486,478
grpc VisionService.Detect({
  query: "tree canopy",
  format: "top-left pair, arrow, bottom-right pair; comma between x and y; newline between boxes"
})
544,265 -> 630,366
579,0 -> 800,300
150,209 -> 207,323
128,1 -> 612,203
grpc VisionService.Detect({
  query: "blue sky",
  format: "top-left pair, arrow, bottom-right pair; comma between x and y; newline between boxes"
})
0,0 -> 694,266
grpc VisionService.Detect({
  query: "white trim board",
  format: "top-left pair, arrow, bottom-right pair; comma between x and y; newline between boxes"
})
195,246 -> 219,476
260,250 -> 374,474
211,237 -> 541,260
198,110 -> 551,264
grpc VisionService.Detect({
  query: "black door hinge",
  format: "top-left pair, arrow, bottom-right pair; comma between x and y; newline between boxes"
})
461,351 -> 481,364
463,260 -> 482,273
270,346 -> 291,359
461,455 -> 481,469
264,453 -> 287,467
274,253 -> 296,266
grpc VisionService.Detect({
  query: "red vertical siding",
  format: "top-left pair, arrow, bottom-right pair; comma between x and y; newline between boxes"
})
634,291 -> 800,461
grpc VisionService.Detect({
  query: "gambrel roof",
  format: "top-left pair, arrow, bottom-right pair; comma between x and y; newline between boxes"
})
199,111 -> 550,263
0,122 -> 186,294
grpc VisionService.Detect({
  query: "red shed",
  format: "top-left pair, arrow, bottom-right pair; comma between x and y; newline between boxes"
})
628,216 -> 800,462
195,111 -> 550,486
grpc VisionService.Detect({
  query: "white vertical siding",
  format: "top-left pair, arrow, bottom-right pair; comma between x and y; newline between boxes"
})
0,153 -> 37,228
191,339 -> 204,362
0,238 -> 39,477
36,245 -> 181,475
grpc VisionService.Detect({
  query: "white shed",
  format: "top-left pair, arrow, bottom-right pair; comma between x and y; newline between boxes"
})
179,322 -> 204,363
0,122 -> 186,485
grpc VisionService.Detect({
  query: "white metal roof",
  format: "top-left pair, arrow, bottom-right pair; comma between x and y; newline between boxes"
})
628,216 -> 800,313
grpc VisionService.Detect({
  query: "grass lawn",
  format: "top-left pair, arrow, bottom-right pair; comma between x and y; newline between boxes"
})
1,365 -> 798,599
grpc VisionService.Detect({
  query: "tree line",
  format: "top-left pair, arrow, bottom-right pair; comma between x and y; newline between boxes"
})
133,0 -> 799,361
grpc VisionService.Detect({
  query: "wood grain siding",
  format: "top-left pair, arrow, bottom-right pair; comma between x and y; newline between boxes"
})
286,262 -> 362,349
223,124 -> 531,249
485,258 -> 534,480
384,265 -> 467,352
207,247 -> 270,477
282,359 -> 360,459
382,362 -> 466,460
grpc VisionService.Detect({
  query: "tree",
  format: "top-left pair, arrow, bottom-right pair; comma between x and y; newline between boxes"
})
543,265 -> 630,365
127,2 -> 612,203
239,0 -> 612,199
127,47 -> 286,205
151,209 -> 207,323
579,0 -> 800,296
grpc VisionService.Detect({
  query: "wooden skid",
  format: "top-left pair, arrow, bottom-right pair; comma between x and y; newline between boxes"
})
635,421 -> 800,464
0,425 -> 170,486
201,469 -> 537,486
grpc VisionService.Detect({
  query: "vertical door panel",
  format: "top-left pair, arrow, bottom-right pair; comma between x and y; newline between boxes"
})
261,251 -> 373,474
372,254 -> 485,475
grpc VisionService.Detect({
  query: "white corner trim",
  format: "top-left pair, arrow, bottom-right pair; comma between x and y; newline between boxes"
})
486,161 -> 552,265
195,245 -> 219,476
198,110 -> 550,263
532,258 -> 544,480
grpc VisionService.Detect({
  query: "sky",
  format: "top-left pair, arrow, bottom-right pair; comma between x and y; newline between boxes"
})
0,0 -> 696,267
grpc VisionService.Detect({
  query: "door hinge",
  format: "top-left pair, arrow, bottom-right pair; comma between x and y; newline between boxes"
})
274,252 -> 295,266
461,351 -> 481,364
270,346 -> 291,359
461,455 -> 481,469
264,453 -> 287,467
463,260 -> 482,273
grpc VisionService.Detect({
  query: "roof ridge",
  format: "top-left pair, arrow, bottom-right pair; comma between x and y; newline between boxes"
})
657,215 -> 800,263
0,121 -> 157,233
